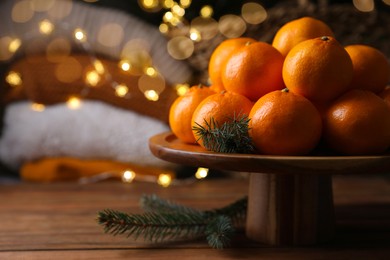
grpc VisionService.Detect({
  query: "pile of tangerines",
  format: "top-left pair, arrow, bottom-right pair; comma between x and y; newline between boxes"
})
169,17 -> 390,156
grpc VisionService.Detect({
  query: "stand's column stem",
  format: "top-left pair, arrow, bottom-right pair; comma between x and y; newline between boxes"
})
246,173 -> 335,246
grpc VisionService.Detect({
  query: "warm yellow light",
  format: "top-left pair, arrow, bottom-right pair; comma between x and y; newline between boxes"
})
189,28 -> 201,42
39,19 -> 54,34
144,90 -> 159,101
8,38 -> 21,53
175,83 -> 190,96
195,167 -> 209,179
157,173 -> 172,187
5,71 -> 22,86
115,84 -> 129,97
31,103 -> 45,112
67,97 -> 82,109
74,28 -> 87,42
159,23 -> 169,34
141,0 -> 159,9
122,170 -> 136,183
200,5 -> 213,18
119,60 -> 131,71
383,0 -> 390,5
163,11 -> 174,22
180,0 -> 191,8
85,70 -> 100,86
172,4 -> 185,17
145,66 -> 157,77
93,60 -> 105,74
162,0 -> 174,8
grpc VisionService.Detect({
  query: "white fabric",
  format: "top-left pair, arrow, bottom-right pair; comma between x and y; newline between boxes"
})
0,101 -> 172,170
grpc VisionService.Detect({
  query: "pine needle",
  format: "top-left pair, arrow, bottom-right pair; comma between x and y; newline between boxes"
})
97,195 -> 248,249
192,114 -> 255,154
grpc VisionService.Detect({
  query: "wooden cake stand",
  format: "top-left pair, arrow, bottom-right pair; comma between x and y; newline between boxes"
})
149,132 -> 390,246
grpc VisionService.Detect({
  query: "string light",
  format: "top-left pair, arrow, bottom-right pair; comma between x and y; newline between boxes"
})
66,96 -> 82,109
39,19 -> 55,35
195,167 -> 209,179
8,38 -> 21,53
85,70 -> 101,86
115,84 -> 129,97
31,103 -> 45,112
93,60 -> 105,74
175,83 -> 190,96
157,173 -> 172,187
144,66 -> 157,77
5,71 -> 22,86
200,5 -> 213,18
122,170 -> 136,183
74,28 -> 87,42
119,60 -> 131,72
144,90 -> 159,101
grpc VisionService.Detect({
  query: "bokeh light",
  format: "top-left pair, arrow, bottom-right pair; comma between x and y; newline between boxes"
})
190,16 -> 218,40
167,36 -> 194,60
66,96 -> 82,109
218,15 -> 247,38
6,71 -> 22,87
353,0 -> 375,11
46,37 -> 71,62
39,19 -> 55,35
30,0 -> 55,12
97,23 -> 124,47
31,103 -> 46,112
241,2 -> 267,25
55,57 -> 82,83
115,84 -> 129,97
12,0 -> 34,23
157,173 -> 172,187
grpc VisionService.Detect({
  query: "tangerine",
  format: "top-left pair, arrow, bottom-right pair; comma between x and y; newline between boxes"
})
323,89 -> 390,155
345,44 -> 390,94
283,36 -> 353,105
208,37 -> 256,89
222,41 -> 285,101
169,84 -> 215,143
191,91 -> 253,148
272,16 -> 335,57
248,88 -> 322,155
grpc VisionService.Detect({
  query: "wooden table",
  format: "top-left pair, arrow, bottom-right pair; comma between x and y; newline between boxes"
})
1,175 -> 390,259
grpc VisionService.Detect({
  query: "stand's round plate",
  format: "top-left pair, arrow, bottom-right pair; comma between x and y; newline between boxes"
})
149,132 -> 390,175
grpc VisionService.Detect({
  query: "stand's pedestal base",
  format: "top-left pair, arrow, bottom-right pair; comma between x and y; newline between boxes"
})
246,173 -> 334,246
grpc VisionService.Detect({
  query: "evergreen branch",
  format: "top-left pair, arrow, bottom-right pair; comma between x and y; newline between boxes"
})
204,196 -> 248,225
205,215 -> 235,249
192,114 -> 255,154
97,209 -> 207,242
97,195 -> 248,249
140,194 -> 200,214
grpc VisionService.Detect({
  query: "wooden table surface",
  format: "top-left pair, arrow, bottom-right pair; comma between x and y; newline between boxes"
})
1,174 -> 390,259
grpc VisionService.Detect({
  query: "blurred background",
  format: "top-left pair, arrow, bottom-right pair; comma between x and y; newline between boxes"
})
0,0 -> 389,185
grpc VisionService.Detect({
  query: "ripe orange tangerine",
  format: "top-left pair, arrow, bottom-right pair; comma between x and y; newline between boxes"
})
272,16 -> 335,57
345,44 -> 390,94
323,89 -> 390,155
169,84 -> 215,143
208,37 -> 256,89
222,41 -> 285,101
191,91 -> 253,149
283,36 -> 353,105
249,88 -> 322,155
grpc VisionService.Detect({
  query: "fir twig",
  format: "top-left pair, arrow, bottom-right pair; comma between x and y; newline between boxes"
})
205,215 -> 235,249
192,114 -> 255,154
97,195 -> 248,249
203,196 -> 248,225
97,209 -> 207,242
140,194 -> 200,214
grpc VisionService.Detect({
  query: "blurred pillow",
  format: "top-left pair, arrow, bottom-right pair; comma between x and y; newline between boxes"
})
0,100 -> 174,171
